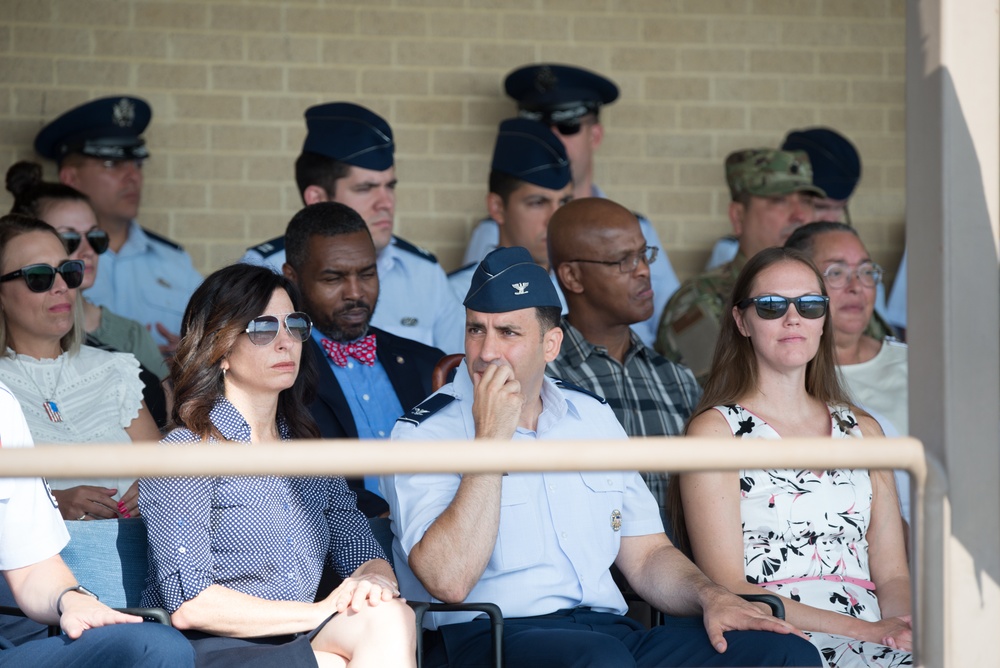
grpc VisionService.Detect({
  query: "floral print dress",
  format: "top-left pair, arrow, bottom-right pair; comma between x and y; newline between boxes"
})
713,404 -> 912,668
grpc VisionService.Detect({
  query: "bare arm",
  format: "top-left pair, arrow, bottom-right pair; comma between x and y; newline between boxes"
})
124,401 -> 161,443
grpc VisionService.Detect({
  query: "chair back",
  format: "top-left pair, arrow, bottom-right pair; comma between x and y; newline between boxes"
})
60,518 -> 150,608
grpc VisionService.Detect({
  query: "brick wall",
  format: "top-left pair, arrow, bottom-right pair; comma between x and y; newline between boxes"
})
0,0 -> 906,284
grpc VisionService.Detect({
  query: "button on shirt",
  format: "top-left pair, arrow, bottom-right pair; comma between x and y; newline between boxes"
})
139,397 -> 385,613
86,221 -> 203,346
381,362 -> 663,628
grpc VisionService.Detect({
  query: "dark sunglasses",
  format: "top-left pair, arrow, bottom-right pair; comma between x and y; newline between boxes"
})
551,119 -> 583,136
0,260 -> 85,293
60,229 -> 110,255
244,312 -> 312,346
737,294 -> 829,320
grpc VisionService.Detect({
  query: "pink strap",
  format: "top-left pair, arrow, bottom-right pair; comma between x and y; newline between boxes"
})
758,574 -> 876,591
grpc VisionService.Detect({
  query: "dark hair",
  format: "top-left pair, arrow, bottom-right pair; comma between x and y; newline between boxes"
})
535,305 -> 562,335
284,201 -> 371,271
488,170 -> 527,204
0,213 -> 85,354
170,263 -> 319,440
784,221 -> 859,255
6,161 -> 90,218
294,152 -> 351,203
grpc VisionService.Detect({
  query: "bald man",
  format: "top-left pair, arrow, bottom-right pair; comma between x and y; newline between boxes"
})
547,198 -> 701,523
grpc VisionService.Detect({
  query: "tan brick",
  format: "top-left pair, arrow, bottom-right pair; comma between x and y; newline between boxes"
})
210,124 -> 283,152
778,20 -> 851,46
851,80 -> 903,105
431,186 -> 482,213
432,70 -> 501,97
395,99 -> 464,125
466,101 -> 509,129
285,7 -> 358,35
609,103 -> 677,131
138,63 -> 208,90
611,46 -> 677,72
887,108 -> 904,133
854,135 -> 904,161
173,94 -> 243,121
646,190 -> 715,217
174,212 -> 246,240
361,69 -> 429,95
647,75 -> 709,101
248,35 -> 320,64
6,0 -> 54,22
469,43 -> 530,70
819,0 -> 888,18
0,119 -> 41,149
171,154 -> 246,182
536,47 -> 608,73
432,127 -> 493,155
469,0 -> 535,9
618,0 -> 683,11
784,78 -> 850,104
247,94 -> 321,122
543,0 -> 611,10
0,56 -> 54,85
500,13 -> 571,41
679,105 -> 745,131
170,33 -> 243,61
134,3 -> 208,30
55,59 -> 130,87
397,40 -> 465,67
709,19 -> 778,46
748,106 -> 817,132
818,51 -> 883,76
573,16 -> 641,42
397,0 -> 463,8
646,134 -> 714,160
320,38 -> 390,65
245,156 -> 291,184
13,26 -> 90,55
401,215 -> 467,247
0,26 -> 10,53
593,132 -> 643,159
427,12 -> 498,39
602,160 -> 674,187
752,0 -> 819,14
149,183 -> 208,209
211,65 -> 283,92
885,51 -> 904,78
887,0 -> 904,18
678,162 -> 725,188
816,107 -> 885,132
358,9 -> 428,37
183,241 -> 208,273
679,48 -> 749,73
749,49 -> 816,74
713,77 -> 781,102
14,89 -> 92,119
211,183 -> 282,210
209,240 -> 257,267
94,29 -> 169,58
396,185 -> 431,213
209,5 -> 282,33
286,66 -> 357,95
150,123 -> 208,150
247,213 -> 288,241
848,21 -> 904,47
684,0 -> 748,15
55,1 -> 129,27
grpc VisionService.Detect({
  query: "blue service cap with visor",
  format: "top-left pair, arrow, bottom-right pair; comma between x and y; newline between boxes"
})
490,118 -> 571,191
34,96 -> 151,162
781,127 -> 861,202
505,63 -> 619,126
464,246 -> 562,313
302,102 -> 394,171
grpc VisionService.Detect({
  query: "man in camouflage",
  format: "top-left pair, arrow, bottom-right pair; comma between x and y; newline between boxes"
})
654,149 -> 824,383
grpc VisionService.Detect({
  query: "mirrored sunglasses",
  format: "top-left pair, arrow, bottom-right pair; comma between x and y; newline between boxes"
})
60,229 -> 110,255
244,312 -> 312,346
737,294 -> 829,320
0,260 -> 85,293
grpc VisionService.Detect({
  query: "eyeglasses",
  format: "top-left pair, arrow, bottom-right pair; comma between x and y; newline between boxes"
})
59,229 -> 110,255
0,260 -> 85,293
570,246 -> 659,274
737,294 -> 829,320
822,261 -> 883,289
552,119 -> 584,136
244,312 -> 312,346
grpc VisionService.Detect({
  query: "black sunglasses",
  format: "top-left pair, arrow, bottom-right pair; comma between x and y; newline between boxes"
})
737,294 -> 829,320
0,260 -> 85,293
60,229 -> 110,255
244,312 -> 312,346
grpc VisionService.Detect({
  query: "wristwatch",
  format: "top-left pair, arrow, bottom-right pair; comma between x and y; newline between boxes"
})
56,584 -> 99,615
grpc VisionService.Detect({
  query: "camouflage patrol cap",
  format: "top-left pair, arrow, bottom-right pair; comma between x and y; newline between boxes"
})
725,149 -> 826,201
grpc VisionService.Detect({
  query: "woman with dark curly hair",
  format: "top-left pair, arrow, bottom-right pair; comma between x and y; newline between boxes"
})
673,247 -> 912,667
139,263 -> 415,667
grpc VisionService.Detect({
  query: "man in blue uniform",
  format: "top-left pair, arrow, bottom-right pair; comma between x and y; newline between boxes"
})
282,202 -> 444,518
448,118 -> 573,304
463,64 -> 681,346
243,102 -> 465,353
381,247 -> 822,667
35,96 -> 203,350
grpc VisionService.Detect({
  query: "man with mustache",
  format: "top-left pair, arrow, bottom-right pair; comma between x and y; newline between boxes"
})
380,246 -> 822,668
282,201 -> 444,517
546,197 -> 701,525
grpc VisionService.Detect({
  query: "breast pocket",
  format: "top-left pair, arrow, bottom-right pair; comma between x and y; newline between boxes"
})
578,473 -> 626,555
491,476 -> 544,573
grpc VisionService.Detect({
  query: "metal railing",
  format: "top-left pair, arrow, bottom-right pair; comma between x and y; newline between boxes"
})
0,436 -> 945,666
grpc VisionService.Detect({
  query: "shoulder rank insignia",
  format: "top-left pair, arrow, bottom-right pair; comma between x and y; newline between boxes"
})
250,236 -> 285,257
143,227 -> 185,251
397,393 -> 456,426
551,378 -> 608,404
393,236 -> 438,263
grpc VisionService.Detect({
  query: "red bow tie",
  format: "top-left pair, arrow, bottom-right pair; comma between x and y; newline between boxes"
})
321,334 -> 377,367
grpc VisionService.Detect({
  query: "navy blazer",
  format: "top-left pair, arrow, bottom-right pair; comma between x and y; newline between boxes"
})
308,327 -> 445,517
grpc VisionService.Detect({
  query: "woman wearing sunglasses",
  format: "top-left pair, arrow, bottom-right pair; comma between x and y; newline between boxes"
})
139,263 -> 415,666
6,161 -> 170,426
671,247 -> 912,667
0,214 -> 161,522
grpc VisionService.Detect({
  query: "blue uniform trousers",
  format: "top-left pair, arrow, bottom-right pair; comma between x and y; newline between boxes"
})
0,622 -> 195,667
426,608 -> 822,667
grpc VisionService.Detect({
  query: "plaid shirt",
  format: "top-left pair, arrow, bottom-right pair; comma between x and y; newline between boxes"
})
548,319 -> 702,526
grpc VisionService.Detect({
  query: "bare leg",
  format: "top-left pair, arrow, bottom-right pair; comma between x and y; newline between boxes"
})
311,597 -> 416,668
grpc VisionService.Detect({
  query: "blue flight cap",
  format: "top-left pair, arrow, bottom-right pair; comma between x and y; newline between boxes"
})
781,127 -> 861,201
34,96 -> 152,162
301,102 -> 394,171
490,118 -> 571,191
464,246 -> 561,313
505,63 -> 619,125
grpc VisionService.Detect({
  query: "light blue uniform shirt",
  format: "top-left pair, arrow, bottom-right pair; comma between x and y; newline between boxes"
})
86,221 -> 203,345
242,236 -> 465,354
382,361 -> 663,629
313,329 -> 403,494
461,185 -> 679,347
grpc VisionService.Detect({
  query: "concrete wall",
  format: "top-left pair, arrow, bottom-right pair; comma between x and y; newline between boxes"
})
0,0 -> 905,281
